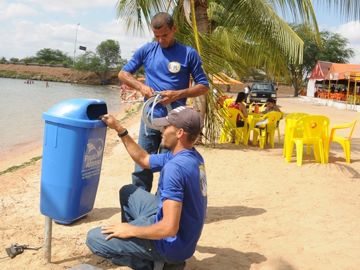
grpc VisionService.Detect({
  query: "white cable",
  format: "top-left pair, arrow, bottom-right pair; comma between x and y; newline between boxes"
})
141,92 -> 172,131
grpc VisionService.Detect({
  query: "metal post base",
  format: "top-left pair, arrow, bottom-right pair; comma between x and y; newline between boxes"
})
44,216 -> 52,263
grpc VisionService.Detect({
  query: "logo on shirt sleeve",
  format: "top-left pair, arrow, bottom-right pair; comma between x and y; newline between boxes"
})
168,61 -> 181,73
199,164 -> 207,197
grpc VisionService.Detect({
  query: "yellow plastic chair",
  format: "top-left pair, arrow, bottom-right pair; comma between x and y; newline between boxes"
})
283,113 -> 308,159
218,98 -> 236,143
253,111 -> 283,149
243,113 -> 262,145
275,112 -> 284,144
223,98 -> 234,108
328,120 -> 357,163
218,107 -> 232,144
288,115 -> 329,166
259,103 -> 267,113
247,102 -> 254,113
218,107 -> 246,145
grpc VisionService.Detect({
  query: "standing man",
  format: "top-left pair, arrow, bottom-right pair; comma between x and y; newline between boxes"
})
119,12 -> 209,192
87,106 -> 207,270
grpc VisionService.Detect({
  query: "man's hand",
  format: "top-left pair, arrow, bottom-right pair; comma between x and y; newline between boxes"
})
118,71 -> 154,99
140,85 -> 155,99
101,222 -> 135,240
159,90 -> 181,105
100,114 -> 123,132
120,83 -> 132,91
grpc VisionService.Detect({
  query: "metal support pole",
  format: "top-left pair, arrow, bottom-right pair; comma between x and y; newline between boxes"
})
44,216 -> 52,263
73,23 -> 80,67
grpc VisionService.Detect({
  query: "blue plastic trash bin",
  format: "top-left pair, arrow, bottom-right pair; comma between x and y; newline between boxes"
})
40,99 -> 108,224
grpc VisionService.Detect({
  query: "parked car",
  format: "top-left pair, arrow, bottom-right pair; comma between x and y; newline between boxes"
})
248,82 -> 277,104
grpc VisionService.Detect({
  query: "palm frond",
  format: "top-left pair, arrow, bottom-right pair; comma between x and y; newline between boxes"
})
210,0 -> 305,65
116,0 -> 173,32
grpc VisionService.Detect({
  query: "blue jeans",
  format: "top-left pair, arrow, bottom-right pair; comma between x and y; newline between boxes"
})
86,185 -> 165,270
132,120 -> 163,192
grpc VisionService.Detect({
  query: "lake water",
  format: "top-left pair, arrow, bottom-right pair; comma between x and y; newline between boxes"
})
0,78 -> 124,156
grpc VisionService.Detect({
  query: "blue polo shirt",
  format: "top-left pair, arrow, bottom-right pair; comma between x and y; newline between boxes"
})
149,149 -> 207,261
122,41 -> 209,117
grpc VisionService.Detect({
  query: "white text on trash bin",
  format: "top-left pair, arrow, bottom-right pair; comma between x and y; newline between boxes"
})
82,138 -> 104,180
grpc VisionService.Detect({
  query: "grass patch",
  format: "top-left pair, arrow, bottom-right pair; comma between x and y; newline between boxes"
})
0,70 -> 18,77
120,103 -> 142,121
0,70 -> 64,82
0,156 -> 42,176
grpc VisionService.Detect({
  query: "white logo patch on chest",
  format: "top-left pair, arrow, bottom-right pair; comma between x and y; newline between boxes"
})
168,61 -> 181,73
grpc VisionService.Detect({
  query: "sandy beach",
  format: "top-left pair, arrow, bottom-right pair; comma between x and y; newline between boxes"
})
1,93 -> 360,270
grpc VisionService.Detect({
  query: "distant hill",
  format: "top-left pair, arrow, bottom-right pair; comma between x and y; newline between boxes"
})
0,64 -> 119,85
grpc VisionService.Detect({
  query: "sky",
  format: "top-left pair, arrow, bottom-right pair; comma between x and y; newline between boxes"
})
0,0 -> 359,63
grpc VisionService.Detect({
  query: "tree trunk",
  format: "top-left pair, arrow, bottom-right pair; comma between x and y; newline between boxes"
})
192,0 -> 208,122
194,0 -> 209,33
289,64 -> 302,97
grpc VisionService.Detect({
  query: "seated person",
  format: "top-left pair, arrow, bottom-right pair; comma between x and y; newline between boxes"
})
228,92 -> 248,127
263,98 -> 281,113
256,98 -> 281,127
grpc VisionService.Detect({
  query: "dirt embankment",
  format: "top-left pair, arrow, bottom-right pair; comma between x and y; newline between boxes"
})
0,64 -> 119,85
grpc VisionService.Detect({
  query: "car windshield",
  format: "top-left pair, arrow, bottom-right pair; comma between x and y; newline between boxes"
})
252,84 -> 274,92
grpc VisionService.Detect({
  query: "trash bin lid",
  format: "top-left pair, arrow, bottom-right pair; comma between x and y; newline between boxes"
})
43,99 -> 107,128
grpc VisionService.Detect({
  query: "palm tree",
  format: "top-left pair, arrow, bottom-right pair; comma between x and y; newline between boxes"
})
116,0 -> 360,144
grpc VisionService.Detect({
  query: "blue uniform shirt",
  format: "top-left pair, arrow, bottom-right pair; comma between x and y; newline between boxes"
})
123,41 -> 209,117
149,149 -> 207,261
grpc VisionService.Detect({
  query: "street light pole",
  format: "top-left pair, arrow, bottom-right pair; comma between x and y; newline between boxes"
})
73,23 -> 80,67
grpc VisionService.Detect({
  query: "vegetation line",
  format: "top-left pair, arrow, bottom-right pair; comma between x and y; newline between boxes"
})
0,156 -> 42,176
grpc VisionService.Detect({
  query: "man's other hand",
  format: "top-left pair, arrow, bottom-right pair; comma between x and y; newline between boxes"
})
159,90 -> 181,105
102,222 -> 134,240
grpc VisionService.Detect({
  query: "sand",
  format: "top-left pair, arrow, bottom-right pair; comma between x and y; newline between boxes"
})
1,93 -> 360,270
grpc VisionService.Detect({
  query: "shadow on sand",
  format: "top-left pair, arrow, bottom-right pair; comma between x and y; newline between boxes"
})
206,205 -> 266,224
59,207 -> 120,226
188,245 -> 266,270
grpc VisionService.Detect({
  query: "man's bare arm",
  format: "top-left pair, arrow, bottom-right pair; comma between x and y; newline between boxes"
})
118,70 -> 154,99
101,114 -> 150,169
119,70 -> 209,105
160,84 -> 209,105
102,199 -> 182,240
